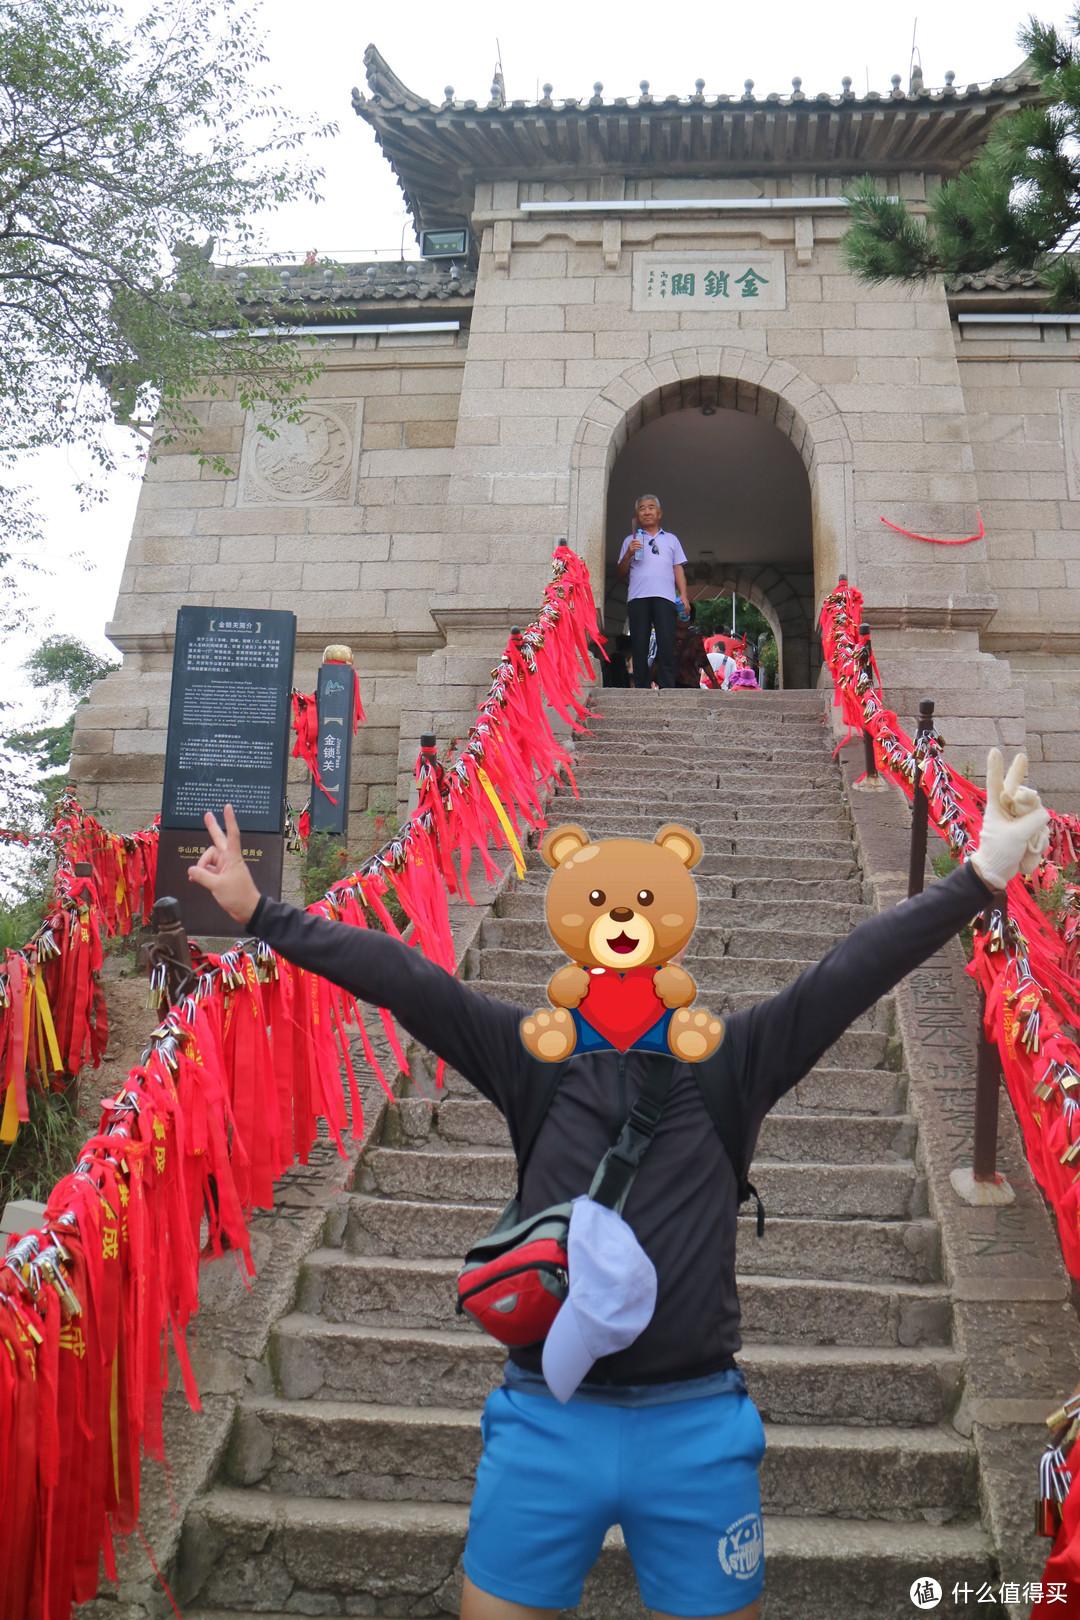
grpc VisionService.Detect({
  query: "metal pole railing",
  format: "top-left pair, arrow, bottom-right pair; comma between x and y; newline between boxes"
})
907,699 -> 936,899
147,895 -> 196,1007
858,623 -> 878,781
972,895 -> 1006,1183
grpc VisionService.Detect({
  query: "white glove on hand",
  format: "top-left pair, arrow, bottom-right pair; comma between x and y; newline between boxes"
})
970,749 -> 1051,891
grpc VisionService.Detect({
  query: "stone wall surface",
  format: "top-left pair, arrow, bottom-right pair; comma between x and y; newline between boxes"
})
953,322 -> 1080,810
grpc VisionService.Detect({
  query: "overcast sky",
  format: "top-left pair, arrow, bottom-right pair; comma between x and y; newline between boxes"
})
8,0 -> 1066,690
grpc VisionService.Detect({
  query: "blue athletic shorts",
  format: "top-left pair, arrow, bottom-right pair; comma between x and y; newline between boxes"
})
463,1384 -> 766,1616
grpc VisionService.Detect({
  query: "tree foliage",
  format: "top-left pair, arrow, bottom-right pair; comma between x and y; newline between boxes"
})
843,10 -> 1080,310
8,636 -> 120,775
0,0 -> 331,500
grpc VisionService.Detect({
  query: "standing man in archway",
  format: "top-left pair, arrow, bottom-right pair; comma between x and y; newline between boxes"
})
617,494 -> 691,689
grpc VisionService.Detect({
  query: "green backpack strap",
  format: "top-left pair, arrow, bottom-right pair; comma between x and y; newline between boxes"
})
691,1053 -> 766,1237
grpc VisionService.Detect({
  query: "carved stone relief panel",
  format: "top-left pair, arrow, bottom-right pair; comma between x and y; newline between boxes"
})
1063,391 -> 1080,503
240,402 -> 361,505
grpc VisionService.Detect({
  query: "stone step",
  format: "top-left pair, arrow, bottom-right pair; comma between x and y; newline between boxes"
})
344,1196 -> 941,1284
417,1060 -> 901,1113
225,1398 -> 974,1520
518,847 -> 858,881
569,770 -> 843,801
394,1098 -> 915,1165
498,881 -> 867,920
560,793 -> 851,819
418,1025 -> 891,1084
296,1251 -> 950,1347
272,1317 -> 962,1424
534,831 -> 856,864
471,947 -> 822,992
576,750 -> 835,775
179,1495 -> 990,1620
579,773 -> 838,797
462,979 -> 889,1033
357,1148 -> 922,1219
394,1067 -> 910,1146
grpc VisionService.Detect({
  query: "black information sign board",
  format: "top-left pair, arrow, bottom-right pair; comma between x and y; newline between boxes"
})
157,606 -> 295,934
161,606 -> 295,832
309,661 -> 354,837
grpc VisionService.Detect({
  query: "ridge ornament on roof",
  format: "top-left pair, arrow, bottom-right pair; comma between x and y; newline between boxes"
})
351,45 -> 1047,238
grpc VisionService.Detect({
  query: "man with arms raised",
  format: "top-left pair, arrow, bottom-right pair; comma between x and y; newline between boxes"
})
191,751 -> 1048,1620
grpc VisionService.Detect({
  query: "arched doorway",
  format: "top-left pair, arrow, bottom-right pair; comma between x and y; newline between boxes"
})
603,405 -> 817,688
567,347 -> 854,687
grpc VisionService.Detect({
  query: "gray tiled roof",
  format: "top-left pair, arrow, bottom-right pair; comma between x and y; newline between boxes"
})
948,268 -> 1044,292
354,46 -> 1048,237
215,260 -> 476,312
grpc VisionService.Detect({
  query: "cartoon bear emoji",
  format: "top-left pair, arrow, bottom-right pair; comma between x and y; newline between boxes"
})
519,823 -> 724,1064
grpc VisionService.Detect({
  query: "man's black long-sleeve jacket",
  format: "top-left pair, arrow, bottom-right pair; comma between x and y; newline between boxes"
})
250,862 -> 990,1386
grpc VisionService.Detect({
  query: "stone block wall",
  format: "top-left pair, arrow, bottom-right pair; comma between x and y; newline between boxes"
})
952,320 -> 1080,812
72,332 -> 467,833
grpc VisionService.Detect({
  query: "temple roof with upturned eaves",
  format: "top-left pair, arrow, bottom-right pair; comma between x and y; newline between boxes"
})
352,45 -> 1046,236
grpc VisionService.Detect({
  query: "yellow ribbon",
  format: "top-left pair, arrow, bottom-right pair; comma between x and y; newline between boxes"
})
476,767 -> 527,879
34,971 -> 62,1072
0,1081 -> 18,1144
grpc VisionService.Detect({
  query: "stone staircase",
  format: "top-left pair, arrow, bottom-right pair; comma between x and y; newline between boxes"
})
178,688 -> 996,1619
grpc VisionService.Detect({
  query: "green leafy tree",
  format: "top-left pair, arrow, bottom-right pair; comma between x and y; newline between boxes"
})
0,0 -> 332,634
843,12 -> 1080,310
8,636 -> 120,778
0,636 -> 119,916
0,0 -> 330,461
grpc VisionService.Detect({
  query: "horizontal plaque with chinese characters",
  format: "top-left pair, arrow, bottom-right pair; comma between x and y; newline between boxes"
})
632,252 -> 787,312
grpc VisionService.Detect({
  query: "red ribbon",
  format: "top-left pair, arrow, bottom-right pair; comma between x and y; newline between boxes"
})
879,510 -> 985,545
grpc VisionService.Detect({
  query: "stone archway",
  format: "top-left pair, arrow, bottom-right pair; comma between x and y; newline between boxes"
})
687,563 -> 817,691
567,346 -> 854,641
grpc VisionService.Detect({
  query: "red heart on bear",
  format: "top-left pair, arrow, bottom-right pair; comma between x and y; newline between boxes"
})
579,965 -> 664,1051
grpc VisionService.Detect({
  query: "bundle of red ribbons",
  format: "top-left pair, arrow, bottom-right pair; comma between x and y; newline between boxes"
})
0,544 -> 601,1619
821,580 -> 1080,1598
0,796 -> 159,1144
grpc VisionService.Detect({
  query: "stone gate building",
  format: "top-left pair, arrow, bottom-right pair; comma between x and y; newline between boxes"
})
73,48 -> 1080,826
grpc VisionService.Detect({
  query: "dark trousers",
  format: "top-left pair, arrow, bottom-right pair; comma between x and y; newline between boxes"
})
628,596 -> 677,688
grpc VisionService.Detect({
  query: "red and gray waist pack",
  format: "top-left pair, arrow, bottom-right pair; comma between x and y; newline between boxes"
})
455,1199 -> 573,1346
455,1053 -> 763,1347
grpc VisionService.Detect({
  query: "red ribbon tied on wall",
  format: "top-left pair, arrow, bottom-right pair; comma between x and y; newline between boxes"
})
879,511 -> 985,545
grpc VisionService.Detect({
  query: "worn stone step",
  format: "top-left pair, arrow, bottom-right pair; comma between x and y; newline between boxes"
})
561,795 -> 851,823
492,894 -> 870,931
563,777 -> 848,803
754,1113 -> 917,1163
397,1098 -> 915,1165
471,947 -> 822,992
357,1148 -> 919,1219
495,887 -> 867,926
578,732 -> 830,753
417,1025 -> 891,1088
179,1495 -> 990,1619
296,1251 -> 950,1347
411,1057 -> 901,1113
462,978 -> 889,1033
525,833 -> 857,868
568,772 -> 844,803
272,1317 -> 962,1425
519,847 -> 858,881
343,1196 -> 941,1285
397,1072 -> 909,1151
224,1398 -> 973,1520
